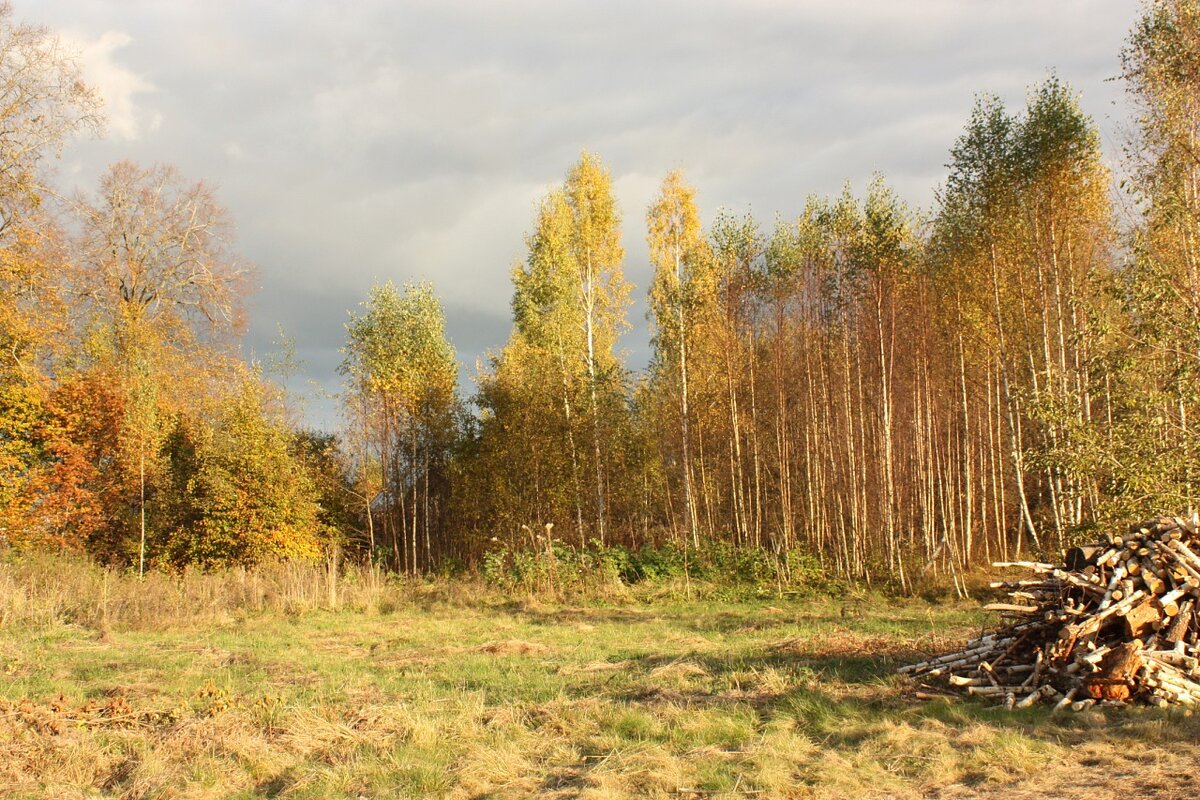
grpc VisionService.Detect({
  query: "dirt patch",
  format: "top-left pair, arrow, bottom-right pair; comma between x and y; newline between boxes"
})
769,629 -> 929,661
558,660 -> 631,675
473,639 -> 550,655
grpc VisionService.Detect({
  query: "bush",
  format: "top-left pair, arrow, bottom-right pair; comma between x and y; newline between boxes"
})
477,538 -> 835,596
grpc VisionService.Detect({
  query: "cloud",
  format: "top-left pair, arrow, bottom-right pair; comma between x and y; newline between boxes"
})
62,29 -> 156,141
29,0 -> 1137,430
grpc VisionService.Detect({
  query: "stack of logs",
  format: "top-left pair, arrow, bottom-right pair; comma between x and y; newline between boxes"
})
902,515 -> 1200,710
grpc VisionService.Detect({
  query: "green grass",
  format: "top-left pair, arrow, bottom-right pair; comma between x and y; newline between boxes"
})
2,589 -> 1199,798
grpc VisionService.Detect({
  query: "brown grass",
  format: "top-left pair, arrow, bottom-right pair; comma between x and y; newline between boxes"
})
0,552 -> 487,631
0,558 -> 1197,798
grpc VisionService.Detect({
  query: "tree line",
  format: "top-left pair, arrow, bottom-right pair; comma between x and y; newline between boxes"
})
4,1 -> 1200,587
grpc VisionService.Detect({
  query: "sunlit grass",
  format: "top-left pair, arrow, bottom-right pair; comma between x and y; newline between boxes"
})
1,571 -> 1198,798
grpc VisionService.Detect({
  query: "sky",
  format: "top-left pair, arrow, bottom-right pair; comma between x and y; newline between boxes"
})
26,0 -> 1136,431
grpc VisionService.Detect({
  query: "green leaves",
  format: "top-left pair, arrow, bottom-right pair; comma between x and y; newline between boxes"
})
342,281 -> 457,410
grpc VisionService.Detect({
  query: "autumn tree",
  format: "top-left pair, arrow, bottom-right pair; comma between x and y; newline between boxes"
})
1115,0 -> 1200,516
0,4 -> 329,571
471,153 -> 633,548
707,209 -> 765,547
342,281 -> 458,573
647,170 -> 707,546
3,373 -> 124,551
0,2 -> 100,240
930,77 -> 1114,560
510,191 -> 590,541
0,2 -> 101,533
70,161 -> 249,570
0,0 -> 101,370
158,370 -> 323,568
563,153 -> 630,542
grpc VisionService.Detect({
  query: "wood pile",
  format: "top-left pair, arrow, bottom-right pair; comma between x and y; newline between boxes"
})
901,515 -> 1200,710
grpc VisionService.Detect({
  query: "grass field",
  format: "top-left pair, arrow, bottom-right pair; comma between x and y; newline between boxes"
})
2,570 -> 1199,798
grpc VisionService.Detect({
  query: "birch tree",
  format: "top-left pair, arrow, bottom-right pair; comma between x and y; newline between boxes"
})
1117,0 -> 1200,516
647,170 -> 706,546
492,153 -> 632,545
342,281 -> 458,573
563,152 -> 630,543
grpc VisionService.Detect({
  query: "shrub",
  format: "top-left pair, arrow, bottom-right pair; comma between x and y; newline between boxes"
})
477,538 -> 834,596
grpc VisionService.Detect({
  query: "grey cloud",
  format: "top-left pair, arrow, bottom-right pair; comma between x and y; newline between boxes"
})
28,0 -> 1135,430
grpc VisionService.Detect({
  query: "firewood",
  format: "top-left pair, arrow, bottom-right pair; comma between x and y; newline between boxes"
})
1099,566 -> 1128,610
1052,688 -> 1079,713
992,561 -> 1057,571
1085,642 -> 1142,701
984,603 -> 1041,614
901,513 -> 1200,709
1015,690 -> 1041,708
1156,585 -> 1192,617
1066,546 -> 1101,571
1162,600 -> 1193,645
1124,599 -> 1162,638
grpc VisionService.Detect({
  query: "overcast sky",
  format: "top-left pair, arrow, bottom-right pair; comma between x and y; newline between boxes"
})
27,0 -> 1135,430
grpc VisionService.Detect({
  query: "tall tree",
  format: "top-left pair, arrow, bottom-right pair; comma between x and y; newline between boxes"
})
563,152 -> 630,543
342,281 -> 458,573
514,191 -> 589,541
647,170 -> 706,546
490,152 -> 632,545
0,1 -> 101,518
709,209 -> 764,546
74,161 -> 249,572
1118,0 -> 1200,516
849,179 -> 920,587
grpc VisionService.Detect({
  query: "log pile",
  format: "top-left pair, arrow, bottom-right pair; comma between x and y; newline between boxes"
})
901,515 -> 1200,710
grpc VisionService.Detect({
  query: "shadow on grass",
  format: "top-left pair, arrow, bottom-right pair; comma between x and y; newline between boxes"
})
489,602 -> 855,639
464,600 -> 1200,755
511,605 -> 664,627
495,599 -> 984,641
600,644 -> 1200,754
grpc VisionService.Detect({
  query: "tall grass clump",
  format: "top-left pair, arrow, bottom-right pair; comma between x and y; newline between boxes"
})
0,551 -> 469,632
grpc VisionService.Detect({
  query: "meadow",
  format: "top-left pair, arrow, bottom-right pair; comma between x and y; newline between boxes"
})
0,559 -> 1195,799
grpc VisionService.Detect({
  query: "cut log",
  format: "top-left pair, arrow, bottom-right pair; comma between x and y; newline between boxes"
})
1066,546 -> 1101,571
1124,599 -> 1162,639
1085,642 -> 1142,701
1163,600 -> 1193,645
901,515 -> 1200,709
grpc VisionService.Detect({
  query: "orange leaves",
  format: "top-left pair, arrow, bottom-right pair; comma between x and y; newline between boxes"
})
0,373 -> 125,551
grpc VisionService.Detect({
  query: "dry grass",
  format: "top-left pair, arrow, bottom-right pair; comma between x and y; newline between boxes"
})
0,552 -> 457,631
0,559 -> 1198,798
